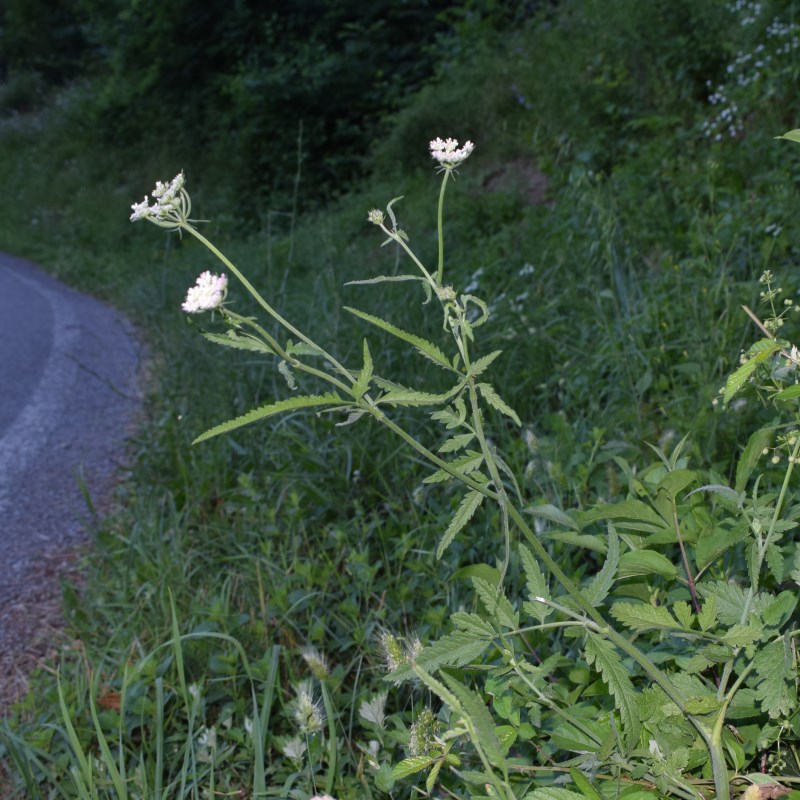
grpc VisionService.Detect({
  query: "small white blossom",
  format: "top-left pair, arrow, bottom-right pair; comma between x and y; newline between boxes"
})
301,645 -> 330,680
182,271 -> 228,313
130,171 -> 192,228
429,137 -> 475,168
292,681 -> 325,734
367,208 -> 384,225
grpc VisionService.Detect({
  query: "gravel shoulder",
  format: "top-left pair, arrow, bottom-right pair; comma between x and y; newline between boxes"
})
0,253 -> 145,712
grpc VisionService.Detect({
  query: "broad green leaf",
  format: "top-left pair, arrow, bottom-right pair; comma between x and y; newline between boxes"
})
584,632 -> 640,748
344,306 -> 452,370
774,384 -> 800,401
473,577 -> 518,629
569,768 -> 604,800
722,624 -> 762,648
617,550 -> 677,580
777,129 -> 800,143
736,427 -> 775,493
610,602 -> 681,632
477,383 -> 522,426
581,499 -> 666,529
723,340 -> 782,404
525,789 -> 588,800
424,451 -> 484,484
437,490 -> 485,558
694,523 -> 750,571
439,432 -> 476,453
519,545 -> 551,622
202,330 -> 275,354
583,528 -> 618,606
392,754 -> 438,780
527,503 -> 580,531
657,469 -> 696,499
754,638 -> 796,718
193,392 -> 345,444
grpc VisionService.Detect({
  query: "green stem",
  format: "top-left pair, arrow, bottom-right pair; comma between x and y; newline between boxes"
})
183,224 -> 354,385
436,171 -> 450,286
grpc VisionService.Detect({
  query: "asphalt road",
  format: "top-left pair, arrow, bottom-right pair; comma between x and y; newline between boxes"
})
0,253 -> 143,607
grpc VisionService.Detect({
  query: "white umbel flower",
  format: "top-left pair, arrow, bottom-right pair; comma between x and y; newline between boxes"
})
429,137 -> 475,168
130,171 -> 192,228
182,271 -> 228,313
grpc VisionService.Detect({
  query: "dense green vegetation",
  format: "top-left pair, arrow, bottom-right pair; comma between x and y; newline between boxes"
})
4,0 -> 800,797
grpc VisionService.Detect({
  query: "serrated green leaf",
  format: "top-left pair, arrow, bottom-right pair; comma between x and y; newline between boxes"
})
352,339 -> 373,401
437,490 -> 485,558
722,624 -> 762,648
697,581 -> 747,625
468,350 -> 503,379
473,577 -> 518,629
610,602 -> 681,632
617,550 -> 677,580
673,600 -> 694,629
519,545 -> 551,622
201,330 -> 275,354
415,629 -> 493,672
697,597 -> 717,632
583,528 -> 618,607
344,306 -> 452,370
424,451 -> 484,484
439,432 -> 476,453
430,401 -> 466,430
379,387 -> 455,407
584,632 -> 640,747
694,523 -> 750,571
451,611 -> 496,637
439,671 -> 507,770
581,499 -> 666,529
193,392 -> 345,444
391,754 -> 438,780
766,542 -> 785,583
657,469 -> 696,499
724,340 -> 782,404
754,638 -> 796,718
736,427 -> 775,493
477,383 -> 522,426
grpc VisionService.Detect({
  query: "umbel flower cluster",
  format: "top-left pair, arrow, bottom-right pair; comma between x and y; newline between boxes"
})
130,171 -> 191,228
181,271 -> 227,313
428,136 -> 475,168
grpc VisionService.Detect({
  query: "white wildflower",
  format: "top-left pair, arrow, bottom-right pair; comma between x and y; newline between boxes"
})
182,271 -> 228,313
429,137 -> 475,168
130,171 -> 192,229
301,645 -> 330,680
367,208 -> 384,225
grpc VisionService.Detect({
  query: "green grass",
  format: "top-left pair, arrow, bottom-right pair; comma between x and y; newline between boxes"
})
3,1 -> 800,797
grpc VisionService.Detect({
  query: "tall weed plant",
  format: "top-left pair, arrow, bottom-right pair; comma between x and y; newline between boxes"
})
86,131 -> 800,799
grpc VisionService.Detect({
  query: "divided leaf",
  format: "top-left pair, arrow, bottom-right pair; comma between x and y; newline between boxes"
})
754,638 -> 797,718
582,528 -> 618,607
520,544 -> 551,622
610,602 -> 682,633
344,306 -> 452,370
472,577 -> 518,629
193,392 -> 345,444
437,490 -> 485,558
584,632 -> 640,748
477,383 -> 522,426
